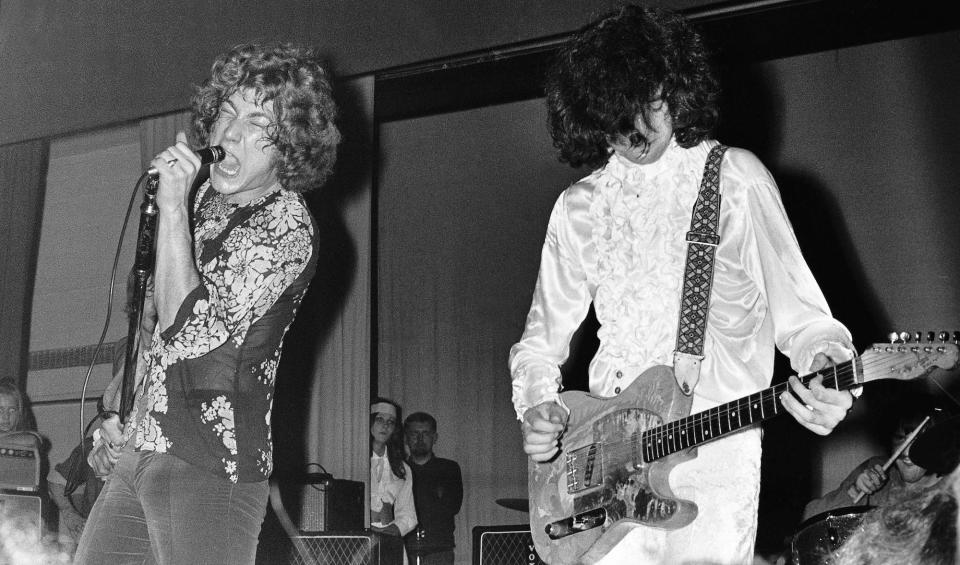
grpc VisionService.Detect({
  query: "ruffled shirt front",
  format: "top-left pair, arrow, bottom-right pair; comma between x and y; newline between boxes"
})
510,139 -> 853,418
370,452 -> 418,536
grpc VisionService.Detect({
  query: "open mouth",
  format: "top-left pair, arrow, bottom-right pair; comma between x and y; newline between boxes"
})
215,155 -> 240,176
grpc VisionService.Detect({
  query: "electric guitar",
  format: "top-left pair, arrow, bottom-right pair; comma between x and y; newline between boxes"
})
527,334 -> 959,564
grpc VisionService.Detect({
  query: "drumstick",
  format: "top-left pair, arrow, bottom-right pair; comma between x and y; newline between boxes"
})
847,416 -> 931,503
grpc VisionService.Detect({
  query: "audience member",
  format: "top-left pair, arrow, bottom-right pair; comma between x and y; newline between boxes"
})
370,398 -> 417,564
0,380 -> 42,454
403,412 -> 462,565
0,380 -> 26,434
0,379 -> 51,562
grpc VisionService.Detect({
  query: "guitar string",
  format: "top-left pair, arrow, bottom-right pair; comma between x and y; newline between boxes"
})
580,366 -> 857,465
628,356 -> 890,460
566,347 -> 953,469
584,351 -> 943,465
570,365 -> 843,468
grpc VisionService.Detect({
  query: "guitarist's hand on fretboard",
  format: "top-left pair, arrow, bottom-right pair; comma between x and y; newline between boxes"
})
780,352 -> 856,436
522,401 -> 570,462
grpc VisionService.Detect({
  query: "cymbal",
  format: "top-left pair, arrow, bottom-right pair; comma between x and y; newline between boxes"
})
911,415 -> 960,475
495,498 -> 530,512
794,505 -> 874,533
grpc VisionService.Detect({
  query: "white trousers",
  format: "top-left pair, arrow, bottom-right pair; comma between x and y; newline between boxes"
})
594,419 -> 762,565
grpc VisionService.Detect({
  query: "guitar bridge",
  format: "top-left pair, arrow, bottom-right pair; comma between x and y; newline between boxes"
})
566,443 -> 603,494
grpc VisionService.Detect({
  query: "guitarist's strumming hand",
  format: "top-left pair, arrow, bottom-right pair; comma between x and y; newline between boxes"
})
522,401 -> 570,462
780,352 -> 856,436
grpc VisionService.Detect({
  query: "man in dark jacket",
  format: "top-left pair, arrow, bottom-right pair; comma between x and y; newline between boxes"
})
403,412 -> 463,565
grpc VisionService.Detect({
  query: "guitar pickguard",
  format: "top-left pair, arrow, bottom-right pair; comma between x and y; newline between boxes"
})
567,407 -> 679,525
567,408 -> 678,527
528,365 -> 696,565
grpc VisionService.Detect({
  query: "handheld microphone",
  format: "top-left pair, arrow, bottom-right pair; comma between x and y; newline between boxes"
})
147,146 -> 225,177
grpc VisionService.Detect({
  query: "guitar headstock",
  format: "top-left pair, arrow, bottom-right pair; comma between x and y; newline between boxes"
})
860,330 -> 959,384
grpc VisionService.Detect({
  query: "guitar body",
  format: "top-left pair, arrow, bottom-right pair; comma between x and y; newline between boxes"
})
528,365 -> 697,565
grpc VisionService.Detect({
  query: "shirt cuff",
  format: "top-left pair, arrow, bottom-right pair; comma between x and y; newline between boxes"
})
790,320 -> 854,374
512,365 -> 566,420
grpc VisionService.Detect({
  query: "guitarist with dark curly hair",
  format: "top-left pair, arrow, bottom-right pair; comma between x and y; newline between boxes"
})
510,6 -> 858,564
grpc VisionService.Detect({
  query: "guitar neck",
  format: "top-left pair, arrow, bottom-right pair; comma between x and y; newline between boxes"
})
640,357 -> 863,462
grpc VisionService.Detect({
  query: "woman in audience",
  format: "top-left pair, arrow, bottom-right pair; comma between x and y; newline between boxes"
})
370,397 -> 417,564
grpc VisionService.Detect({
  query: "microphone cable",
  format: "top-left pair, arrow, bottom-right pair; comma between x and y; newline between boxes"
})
75,170 -> 153,450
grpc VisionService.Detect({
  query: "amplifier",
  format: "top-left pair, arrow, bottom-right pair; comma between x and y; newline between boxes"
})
298,474 -> 365,533
473,525 -> 545,565
0,492 -> 43,542
289,532 -> 402,565
0,433 -> 41,492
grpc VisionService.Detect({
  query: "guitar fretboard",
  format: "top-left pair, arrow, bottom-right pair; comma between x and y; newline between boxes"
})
641,357 -> 862,462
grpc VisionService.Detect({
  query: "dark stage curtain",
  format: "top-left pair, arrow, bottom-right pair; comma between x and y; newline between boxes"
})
0,139 -> 49,388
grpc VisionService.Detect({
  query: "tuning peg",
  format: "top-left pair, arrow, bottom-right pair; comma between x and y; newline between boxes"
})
954,331 -> 959,343
889,332 -> 900,343
940,331 -> 950,343
913,331 -> 922,343
899,331 -> 910,343
927,331 -> 936,342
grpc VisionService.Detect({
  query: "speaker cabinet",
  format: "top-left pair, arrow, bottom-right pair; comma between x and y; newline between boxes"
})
298,475 -> 365,533
0,434 -> 41,491
472,525 -> 545,565
0,492 -> 43,543
289,532 -> 403,565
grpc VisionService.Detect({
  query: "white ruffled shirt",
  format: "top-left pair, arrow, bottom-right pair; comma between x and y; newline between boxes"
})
510,139 -> 853,418
370,451 -> 417,536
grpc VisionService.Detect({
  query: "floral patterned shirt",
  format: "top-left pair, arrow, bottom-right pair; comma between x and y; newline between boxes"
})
135,180 -> 317,483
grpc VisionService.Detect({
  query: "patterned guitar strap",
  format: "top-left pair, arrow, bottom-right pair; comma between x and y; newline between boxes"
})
673,143 -> 727,395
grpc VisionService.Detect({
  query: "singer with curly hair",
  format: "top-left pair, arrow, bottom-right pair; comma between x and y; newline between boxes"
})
74,41 -> 341,565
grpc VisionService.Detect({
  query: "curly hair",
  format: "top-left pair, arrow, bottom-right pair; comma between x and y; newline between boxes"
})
191,42 -> 341,193
370,397 -> 406,480
545,5 -> 720,170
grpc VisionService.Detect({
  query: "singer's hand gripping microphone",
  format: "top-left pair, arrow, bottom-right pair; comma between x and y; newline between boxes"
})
146,146 -> 225,176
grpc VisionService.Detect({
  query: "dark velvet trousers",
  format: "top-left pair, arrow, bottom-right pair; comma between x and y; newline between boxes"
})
73,450 -> 268,565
